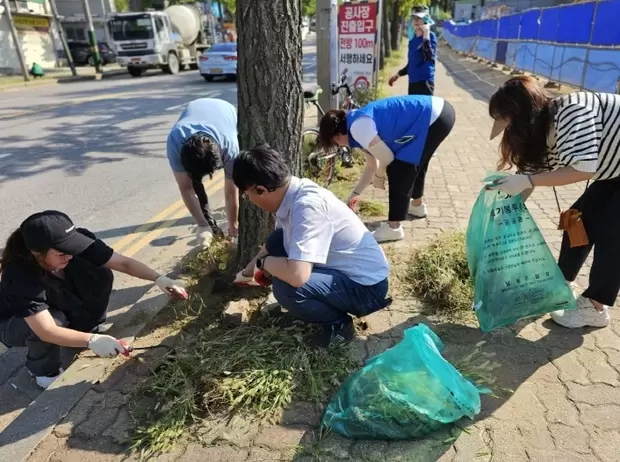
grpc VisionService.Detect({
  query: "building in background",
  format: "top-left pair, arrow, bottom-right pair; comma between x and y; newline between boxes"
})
454,0 -> 482,21
55,0 -> 115,44
0,0 -> 62,74
454,0 -> 571,21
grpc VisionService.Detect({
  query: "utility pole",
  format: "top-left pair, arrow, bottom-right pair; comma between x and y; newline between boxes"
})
82,0 -> 102,73
100,0 -> 112,45
316,0 -> 337,123
49,0 -> 77,76
2,0 -> 30,81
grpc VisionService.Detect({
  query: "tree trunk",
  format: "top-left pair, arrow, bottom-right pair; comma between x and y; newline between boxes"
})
382,0 -> 391,60
235,0 -> 303,268
390,1 -> 402,51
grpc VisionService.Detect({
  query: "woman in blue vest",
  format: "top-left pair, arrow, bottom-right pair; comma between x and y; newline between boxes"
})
318,95 -> 455,242
388,6 -> 437,95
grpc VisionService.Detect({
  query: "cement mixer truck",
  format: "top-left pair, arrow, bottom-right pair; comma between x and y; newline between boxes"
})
109,4 -> 213,77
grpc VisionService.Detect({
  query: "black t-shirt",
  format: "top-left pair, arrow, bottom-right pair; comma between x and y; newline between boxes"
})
0,229 -> 114,321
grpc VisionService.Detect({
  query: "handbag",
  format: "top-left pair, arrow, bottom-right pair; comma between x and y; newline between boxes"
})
550,93 -> 604,248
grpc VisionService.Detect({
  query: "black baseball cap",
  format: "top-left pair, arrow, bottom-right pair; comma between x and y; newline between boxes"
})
20,211 -> 94,255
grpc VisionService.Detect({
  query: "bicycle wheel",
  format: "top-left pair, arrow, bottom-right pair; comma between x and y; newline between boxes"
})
301,128 -> 336,186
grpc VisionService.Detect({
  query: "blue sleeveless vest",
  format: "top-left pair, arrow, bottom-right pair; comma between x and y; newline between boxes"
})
346,95 -> 433,165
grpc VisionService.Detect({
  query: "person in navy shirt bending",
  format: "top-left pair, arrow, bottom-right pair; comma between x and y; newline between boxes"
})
388,6 -> 437,96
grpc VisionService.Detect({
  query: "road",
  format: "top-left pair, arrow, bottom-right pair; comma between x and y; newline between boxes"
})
0,36 -> 317,419
0,36 -> 317,251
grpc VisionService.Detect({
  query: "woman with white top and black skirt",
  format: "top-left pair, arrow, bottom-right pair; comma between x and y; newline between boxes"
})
488,76 -> 620,329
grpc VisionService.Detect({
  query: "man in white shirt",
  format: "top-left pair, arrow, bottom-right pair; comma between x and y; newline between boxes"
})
232,144 -> 391,346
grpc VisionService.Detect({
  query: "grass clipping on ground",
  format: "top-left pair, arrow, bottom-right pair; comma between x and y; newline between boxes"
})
129,242 -> 356,457
402,231 -> 475,322
328,151 -> 387,218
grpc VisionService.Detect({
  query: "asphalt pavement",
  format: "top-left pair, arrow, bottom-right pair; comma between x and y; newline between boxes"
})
0,35 -> 318,445
0,35 -> 317,251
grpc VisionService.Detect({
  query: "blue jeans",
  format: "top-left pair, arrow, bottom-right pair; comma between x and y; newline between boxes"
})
266,229 -> 390,327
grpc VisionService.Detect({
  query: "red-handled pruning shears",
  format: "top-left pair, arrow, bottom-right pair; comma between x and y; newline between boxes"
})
118,340 -> 173,357
168,287 -> 189,300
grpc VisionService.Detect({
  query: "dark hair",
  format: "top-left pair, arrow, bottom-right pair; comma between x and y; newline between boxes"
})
318,109 -> 348,148
489,76 -> 553,172
180,133 -> 220,181
0,229 -> 46,274
232,143 -> 291,192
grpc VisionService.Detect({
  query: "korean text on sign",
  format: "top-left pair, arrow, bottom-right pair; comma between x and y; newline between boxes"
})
338,3 -> 377,35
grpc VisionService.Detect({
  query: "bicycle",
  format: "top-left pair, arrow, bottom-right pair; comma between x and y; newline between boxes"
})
301,68 -> 361,186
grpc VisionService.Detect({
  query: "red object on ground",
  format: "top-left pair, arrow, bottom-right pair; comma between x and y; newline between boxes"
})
349,196 -> 360,211
170,287 -> 189,300
254,270 -> 273,287
118,340 -> 131,357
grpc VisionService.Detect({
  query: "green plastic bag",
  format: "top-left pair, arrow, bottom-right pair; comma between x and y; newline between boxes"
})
321,324 -> 482,440
466,174 -> 576,332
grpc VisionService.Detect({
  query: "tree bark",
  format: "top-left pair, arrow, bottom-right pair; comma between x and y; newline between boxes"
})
390,1 -> 402,51
235,0 -> 303,268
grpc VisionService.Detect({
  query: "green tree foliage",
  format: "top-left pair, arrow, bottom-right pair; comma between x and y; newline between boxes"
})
114,0 -> 129,12
302,0 -> 316,17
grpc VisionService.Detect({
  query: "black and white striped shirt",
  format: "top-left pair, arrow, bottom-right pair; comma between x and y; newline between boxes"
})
547,92 -> 620,180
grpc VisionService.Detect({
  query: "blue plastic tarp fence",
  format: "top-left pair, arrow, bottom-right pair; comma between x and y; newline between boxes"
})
441,0 -> 620,93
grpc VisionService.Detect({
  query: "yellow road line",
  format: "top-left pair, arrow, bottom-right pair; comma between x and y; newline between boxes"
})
0,91 -> 137,120
112,170 -> 224,253
120,173 -> 225,258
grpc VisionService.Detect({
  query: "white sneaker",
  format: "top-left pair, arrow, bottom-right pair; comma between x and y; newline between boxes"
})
550,295 -> 610,328
409,201 -> 428,218
29,367 -> 64,389
372,222 -> 404,243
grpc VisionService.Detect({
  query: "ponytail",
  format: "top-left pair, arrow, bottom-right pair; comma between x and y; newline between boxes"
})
318,109 -> 348,148
0,229 -> 40,274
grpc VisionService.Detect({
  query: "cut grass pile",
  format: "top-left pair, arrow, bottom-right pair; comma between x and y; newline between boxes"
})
402,231 -> 475,321
328,155 -> 387,218
130,322 -> 355,457
129,240 -> 356,458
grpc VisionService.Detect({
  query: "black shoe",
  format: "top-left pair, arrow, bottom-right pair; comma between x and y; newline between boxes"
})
310,318 -> 355,348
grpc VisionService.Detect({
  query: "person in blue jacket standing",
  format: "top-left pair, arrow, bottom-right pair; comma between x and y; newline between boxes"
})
318,95 -> 455,243
388,6 -> 437,95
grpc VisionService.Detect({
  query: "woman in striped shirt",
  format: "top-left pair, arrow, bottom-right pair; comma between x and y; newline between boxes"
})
488,76 -> 620,329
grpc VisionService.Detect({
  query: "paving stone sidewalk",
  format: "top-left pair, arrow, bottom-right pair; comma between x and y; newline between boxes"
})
24,47 -> 620,462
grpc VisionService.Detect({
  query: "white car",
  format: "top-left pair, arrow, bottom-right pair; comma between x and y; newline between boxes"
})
198,42 -> 237,82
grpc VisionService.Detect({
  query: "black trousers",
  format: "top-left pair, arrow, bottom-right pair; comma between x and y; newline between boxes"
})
386,101 -> 456,222
0,276 -> 112,377
0,268 -> 112,377
558,176 -> 620,306
408,80 -> 435,96
192,177 -> 221,233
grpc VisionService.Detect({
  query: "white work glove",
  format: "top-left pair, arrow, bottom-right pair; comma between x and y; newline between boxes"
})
88,334 -> 126,358
155,275 -> 186,296
422,24 -> 431,40
196,226 -> 213,248
372,173 -> 386,190
488,174 -> 533,196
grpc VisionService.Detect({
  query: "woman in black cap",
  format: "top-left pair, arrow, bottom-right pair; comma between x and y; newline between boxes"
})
0,211 -> 187,389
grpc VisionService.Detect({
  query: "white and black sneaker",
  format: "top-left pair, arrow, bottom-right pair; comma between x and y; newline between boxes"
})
551,295 -> 610,329
409,201 -> 428,218
311,319 -> 355,348
29,367 -> 64,389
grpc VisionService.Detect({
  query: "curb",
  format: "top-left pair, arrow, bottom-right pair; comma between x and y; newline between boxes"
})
0,69 -> 126,93
0,286 -> 170,462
